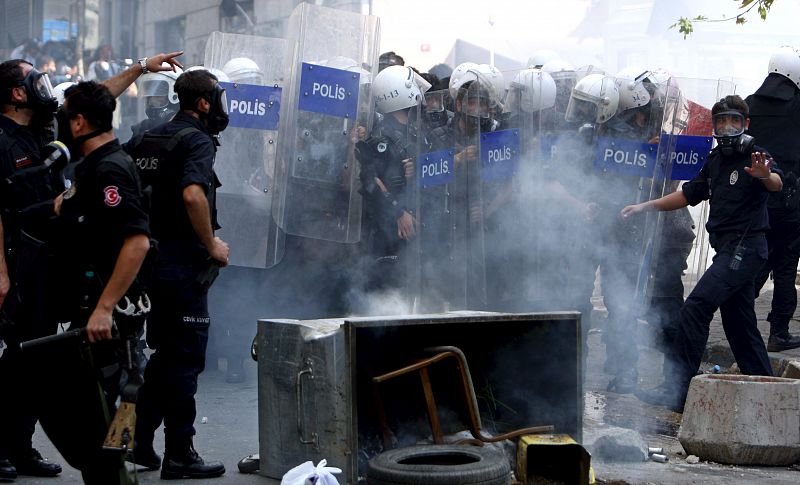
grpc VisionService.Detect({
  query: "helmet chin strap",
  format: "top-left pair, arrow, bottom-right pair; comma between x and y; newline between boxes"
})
71,128 -> 107,152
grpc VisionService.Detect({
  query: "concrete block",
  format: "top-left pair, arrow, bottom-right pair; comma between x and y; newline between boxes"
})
678,374 -> 800,465
782,360 -> 800,379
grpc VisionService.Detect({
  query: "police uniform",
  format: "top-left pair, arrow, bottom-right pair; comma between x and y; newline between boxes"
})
746,73 -> 800,348
131,111 -> 221,459
657,145 -> 777,409
0,114 -> 63,477
357,114 -> 415,290
34,137 -> 149,484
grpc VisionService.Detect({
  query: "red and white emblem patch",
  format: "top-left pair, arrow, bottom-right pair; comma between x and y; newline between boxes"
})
104,186 -> 121,207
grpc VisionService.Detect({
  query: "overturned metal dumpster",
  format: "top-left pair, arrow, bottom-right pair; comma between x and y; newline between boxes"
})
256,312 -> 582,483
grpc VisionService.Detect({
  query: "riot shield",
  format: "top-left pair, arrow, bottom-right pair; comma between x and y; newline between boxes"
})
407,88 -> 455,312
495,67 -> 560,311
411,68 -> 514,312
204,31 -> 287,268
272,3 -> 380,243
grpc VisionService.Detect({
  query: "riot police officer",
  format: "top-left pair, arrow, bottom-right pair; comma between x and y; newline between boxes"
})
747,46 -> 800,351
128,68 -> 228,479
0,57 -> 63,481
131,63 -> 183,136
625,95 -> 779,412
34,80 -> 151,485
355,65 -> 427,294
0,52 -> 180,482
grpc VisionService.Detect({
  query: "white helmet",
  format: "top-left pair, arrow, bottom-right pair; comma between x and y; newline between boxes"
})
449,62 -> 479,99
575,64 -> 606,82
614,66 -> 652,112
641,67 -> 676,108
138,63 -> 183,106
542,59 -> 575,81
372,65 -> 428,114
506,68 -> 556,113
222,57 -> 263,84
527,49 -> 559,69
53,81 -> 77,106
565,74 -> 619,124
449,63 -> 505,109
768,45 -> 800,89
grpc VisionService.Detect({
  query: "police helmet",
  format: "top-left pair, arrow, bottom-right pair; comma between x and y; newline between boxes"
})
373,65 -> 430,114
614,66 -> 652,112
768,45 -> 800,89
527,49 -> 559,69
507,68 -> 557,114
222,57 -> 263,84
565,73 -> 619,124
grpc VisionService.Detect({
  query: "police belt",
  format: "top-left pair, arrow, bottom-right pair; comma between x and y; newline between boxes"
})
709,230 -> 765,251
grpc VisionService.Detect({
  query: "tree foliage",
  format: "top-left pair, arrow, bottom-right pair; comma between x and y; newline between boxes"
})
671,0 -> 774,38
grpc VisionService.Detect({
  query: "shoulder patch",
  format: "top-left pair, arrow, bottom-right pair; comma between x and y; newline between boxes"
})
729,170 -> 739,185
104,186 -> 121,207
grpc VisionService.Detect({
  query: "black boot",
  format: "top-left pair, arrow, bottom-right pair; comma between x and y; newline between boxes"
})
161,442 -> 225,480
0,458 -> 16,481
10,448 -> 61,477
767,332 -> 800,352
635,382 -> 686,413
126,441 -> 162,470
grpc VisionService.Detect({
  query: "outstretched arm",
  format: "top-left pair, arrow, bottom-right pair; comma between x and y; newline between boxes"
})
101,51 -> 183,98
621,190 -> 689,219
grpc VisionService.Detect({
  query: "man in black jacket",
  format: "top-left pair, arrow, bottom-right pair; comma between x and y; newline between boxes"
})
128,69 -> 228,480
746,45 -> 800,351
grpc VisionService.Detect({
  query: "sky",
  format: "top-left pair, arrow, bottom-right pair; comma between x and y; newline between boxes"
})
372,0 -> 800,95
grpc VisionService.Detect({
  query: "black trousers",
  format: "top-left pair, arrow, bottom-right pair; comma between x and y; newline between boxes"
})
754,208 -> 800,334
0,240 -> 59,463
136,254 -> 209,452
667,235 -> 773,398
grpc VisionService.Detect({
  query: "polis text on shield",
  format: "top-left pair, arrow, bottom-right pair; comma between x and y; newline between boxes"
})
604,147 -> 648,167
422,158 -> 449,178
230,99 -> 267,116
488,146 -> 512,164
312,82 -> 346,101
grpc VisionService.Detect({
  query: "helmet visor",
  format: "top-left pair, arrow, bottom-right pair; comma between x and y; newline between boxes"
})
139,79 -> 170,97
219,88 -> 229,115
425,90 -> 445,114
565,96 -> 598,123
712,111 -> 745,137
146,95 -> 169,110
32,70 -> 55,101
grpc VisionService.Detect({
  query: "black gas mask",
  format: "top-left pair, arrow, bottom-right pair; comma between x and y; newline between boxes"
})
423,91 -> 448,128
712,110 -> 755,157
194,83 -> 229,135
10,68 -> 58,114
145,96 -> 178,122
7,68 -> 58,128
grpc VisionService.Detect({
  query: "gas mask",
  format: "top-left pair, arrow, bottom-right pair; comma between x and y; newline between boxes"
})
11,68 -> 58,114
194,83 -> 229,135
145,95 -> 177,122
712,110 -> 755,157
9,68 -> 58,128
